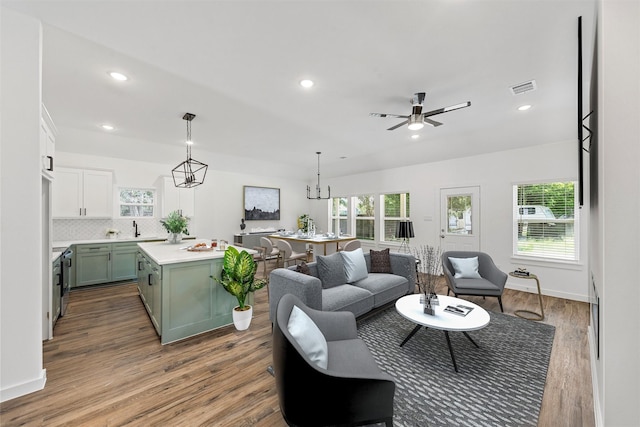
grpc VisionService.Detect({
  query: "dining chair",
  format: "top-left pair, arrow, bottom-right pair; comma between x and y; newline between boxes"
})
274,239 -> 307,267
260,237 -> 281,269
340,239 -> 361,252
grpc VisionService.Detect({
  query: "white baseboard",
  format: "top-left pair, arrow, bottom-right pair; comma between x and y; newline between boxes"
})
0,369 -> 46,403
505,283 -> 589,303
587,326 -> 603,427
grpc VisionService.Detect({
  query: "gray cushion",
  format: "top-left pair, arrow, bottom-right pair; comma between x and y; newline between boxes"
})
353,273 -> 409,307
327,339 -> 384,375
321,285 -> 374,317
453,278 -> 501,293
317,252 -> 347,289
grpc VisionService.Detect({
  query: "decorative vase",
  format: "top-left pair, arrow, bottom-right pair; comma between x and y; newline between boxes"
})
232,305 -> 253,330
424,299 -> 435,316
168,233 -> 183,244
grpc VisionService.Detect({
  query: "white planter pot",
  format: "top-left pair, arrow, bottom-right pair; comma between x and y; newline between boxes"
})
232,305 -> 253,331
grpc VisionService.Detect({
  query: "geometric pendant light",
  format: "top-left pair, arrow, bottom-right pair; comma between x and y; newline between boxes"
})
172,113 -> 208,188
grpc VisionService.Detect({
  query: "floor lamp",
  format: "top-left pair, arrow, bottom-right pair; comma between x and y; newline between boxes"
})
396,220 -> 415,253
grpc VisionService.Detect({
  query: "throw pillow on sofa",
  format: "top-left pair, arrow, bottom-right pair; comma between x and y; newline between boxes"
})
370,248 -> 392,273
295,262 -> 311,275
317,252 -> 347,288
340,247 -> 368,283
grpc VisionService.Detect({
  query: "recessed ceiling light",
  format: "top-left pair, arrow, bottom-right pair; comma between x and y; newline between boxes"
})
411,134 -> 420,139
109,72 -> 128,81
300,79 -> 314,88
518,105 -> 532,111
101,124 -> 115,131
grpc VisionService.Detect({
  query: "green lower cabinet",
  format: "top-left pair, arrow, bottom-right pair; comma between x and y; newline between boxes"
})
76,244 -> 112,286
112,242 -> 138,282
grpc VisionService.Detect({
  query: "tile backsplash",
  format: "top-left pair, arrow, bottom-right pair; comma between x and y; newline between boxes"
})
53,218 -> 168,241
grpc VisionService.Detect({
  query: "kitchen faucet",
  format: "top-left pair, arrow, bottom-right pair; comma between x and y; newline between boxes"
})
133,220 -> 140,238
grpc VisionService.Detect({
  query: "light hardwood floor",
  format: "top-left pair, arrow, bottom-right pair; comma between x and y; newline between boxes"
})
1,261 -> 594,426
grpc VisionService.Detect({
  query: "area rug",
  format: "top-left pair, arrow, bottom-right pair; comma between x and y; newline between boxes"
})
356,307 -> 555,427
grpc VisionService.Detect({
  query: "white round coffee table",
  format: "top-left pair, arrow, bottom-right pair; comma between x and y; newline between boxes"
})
395,294 -> 490,372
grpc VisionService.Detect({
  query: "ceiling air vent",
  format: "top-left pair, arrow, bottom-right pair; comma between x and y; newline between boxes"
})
509,80 -> 537,95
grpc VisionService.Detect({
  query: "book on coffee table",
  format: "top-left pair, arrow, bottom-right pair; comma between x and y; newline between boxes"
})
444,304 -> 474,317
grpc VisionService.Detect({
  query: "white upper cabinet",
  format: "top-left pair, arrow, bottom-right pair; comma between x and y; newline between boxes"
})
160,176 -> 195,218
40,105 -> 56,180
53,167 -> 113,218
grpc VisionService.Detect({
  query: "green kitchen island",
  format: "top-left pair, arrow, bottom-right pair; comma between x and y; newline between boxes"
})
136,241 -> 256,344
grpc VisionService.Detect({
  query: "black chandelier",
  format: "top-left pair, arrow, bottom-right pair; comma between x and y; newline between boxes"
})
172,113 -> 208,188
307,151 -> 331,200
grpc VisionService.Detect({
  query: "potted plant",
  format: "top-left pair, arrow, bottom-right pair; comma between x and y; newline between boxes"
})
160,210 -> 189,244
212,246 -> 267,330
412,245 -> 442,315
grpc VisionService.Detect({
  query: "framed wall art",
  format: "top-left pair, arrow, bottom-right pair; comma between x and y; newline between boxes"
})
244,186 -> 280,220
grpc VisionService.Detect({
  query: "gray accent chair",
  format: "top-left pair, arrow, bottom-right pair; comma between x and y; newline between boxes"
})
441,251 -> 508,312
273,293 -> 395,427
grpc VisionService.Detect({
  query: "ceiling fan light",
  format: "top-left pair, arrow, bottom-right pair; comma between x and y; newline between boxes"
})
408,122 -> 424,131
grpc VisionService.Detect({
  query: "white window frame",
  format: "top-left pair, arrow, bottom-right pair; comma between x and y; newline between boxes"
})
329,197 -> 349,235
380,192 -> 411,243
354,194 -> 375,241
118,187 -> 156,218
512,180 -> 579,262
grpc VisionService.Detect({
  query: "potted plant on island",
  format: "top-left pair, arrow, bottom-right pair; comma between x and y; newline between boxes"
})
160,210 -> 189,244
212,246 -> 267,330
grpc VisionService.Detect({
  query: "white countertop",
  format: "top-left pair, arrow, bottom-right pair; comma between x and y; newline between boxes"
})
137,242 -> 256,266
52,251 -> 63,262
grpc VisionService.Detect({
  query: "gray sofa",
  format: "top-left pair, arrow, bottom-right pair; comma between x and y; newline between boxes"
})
269,250 -> 416,322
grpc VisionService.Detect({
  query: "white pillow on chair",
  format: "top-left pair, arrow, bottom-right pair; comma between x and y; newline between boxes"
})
287,305 -> 328,369
449,256 -> 482,279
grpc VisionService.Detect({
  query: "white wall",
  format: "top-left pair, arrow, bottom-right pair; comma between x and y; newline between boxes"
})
592,0 -> 640,425
0,8 -> 47,402
322,140 -> 589,302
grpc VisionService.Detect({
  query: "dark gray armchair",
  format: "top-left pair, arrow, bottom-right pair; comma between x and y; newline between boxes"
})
441,251 -> 508,312
272,293 -> 395,427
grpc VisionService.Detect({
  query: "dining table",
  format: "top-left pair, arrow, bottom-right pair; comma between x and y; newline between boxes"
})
269,233 -> 357,261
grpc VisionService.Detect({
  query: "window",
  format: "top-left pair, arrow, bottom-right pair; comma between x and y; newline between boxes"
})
355,195 -> 375,241
381,193 -> 410,242
447,194 -> 472,235
514,182 -> 577,261
330,197 -> 348,235
119,188 -> 155,217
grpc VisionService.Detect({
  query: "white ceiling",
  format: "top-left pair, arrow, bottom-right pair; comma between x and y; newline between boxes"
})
5,0 -> 596,180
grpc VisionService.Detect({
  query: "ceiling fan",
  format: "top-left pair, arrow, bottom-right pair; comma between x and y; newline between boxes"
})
370,92 -> 471,131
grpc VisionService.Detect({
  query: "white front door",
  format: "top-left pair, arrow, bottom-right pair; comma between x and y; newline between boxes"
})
440,186 -> 480,251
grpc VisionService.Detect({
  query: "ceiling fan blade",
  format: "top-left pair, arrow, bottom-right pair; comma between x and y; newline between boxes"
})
423,117 -> 443,127
422,101 -> 471,118
370,113 -> 409,119
387,120 -> 409,131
